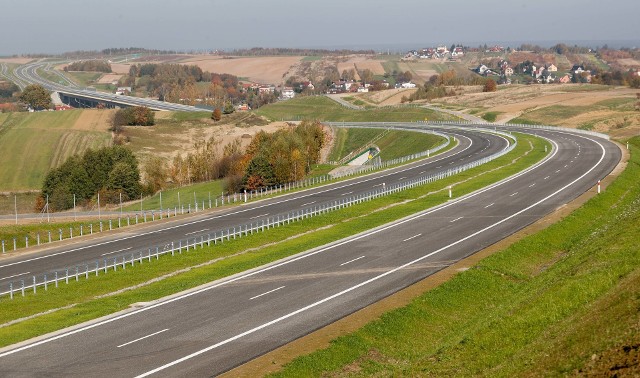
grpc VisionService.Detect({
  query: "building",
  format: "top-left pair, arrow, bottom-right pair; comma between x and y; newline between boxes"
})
281,87 -> 295,99
258,85 -> 275,94
401,82 -> 417,89
547,64 -> 558,72
558,75 -> 571,84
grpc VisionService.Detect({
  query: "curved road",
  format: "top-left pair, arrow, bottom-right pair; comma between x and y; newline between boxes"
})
0,129 -> 504,290
11,60 -> 202,112
0,126 -> 621,377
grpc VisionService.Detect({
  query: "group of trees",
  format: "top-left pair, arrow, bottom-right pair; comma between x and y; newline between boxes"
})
0,82 -> 20,100
591,70 -> 640,88
120,63 -> 278,109
144,121 -> 325,194
240,121 -> 324,191
64,60 -> 112,73
40,146 -> 142,211
404,70 -> 491,102
113,106 -> 155,127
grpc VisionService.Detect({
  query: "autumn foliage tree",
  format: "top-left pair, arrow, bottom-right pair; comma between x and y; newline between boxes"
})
19,84 -> 52,110
113,106 -> 155,126
211,108 -> 222,121
483,78 -> 497,92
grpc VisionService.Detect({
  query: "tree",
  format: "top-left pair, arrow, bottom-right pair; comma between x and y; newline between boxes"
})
223,102 -> 235,114
211,108 -> 222,121
242,155 -> 275,190
483,78 -> 497,92
360,69 -> 374,83
19,84 -> 51,110
143,156 -> 168,193
113,106 -> 155,126
106,161 -> 141,200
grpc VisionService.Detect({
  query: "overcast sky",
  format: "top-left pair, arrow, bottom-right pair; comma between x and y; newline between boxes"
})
2,0 -> 638,55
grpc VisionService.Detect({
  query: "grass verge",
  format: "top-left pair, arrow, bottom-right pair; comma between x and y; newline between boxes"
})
255,96 -> 459,122
0,133 -> 547,349
268,137 -> 637,377
328,128 -> 444,162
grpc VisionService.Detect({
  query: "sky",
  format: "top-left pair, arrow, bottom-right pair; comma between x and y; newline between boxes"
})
1,0 -> 638,55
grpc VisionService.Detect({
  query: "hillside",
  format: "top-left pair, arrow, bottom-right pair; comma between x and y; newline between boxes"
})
0,110 -> 112,191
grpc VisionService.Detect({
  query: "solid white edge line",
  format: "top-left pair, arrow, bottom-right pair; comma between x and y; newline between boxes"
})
0,133 -> 527,360
136,134 -> 607,377
340,256 -> 366,266
249,286 -> 285,300
116,329 -> 169,349
0,132 -> 475,271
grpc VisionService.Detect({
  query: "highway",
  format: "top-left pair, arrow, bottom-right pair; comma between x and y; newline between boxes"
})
0,126 -> 621,377
11,60 -> 202,112
0,128 -> 503,290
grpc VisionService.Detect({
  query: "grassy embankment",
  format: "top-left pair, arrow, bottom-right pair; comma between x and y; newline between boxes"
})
0,110 -> 111,192
269,137 -> 638,377
255,96 -> 458,122
510,97 -> 638,130
0,128 -> 446,249
126,128 -> 443,212
0,133 -> 547,348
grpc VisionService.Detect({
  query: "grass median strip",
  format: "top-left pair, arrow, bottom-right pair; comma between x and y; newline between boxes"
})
0,133 -> 547,348
267,138 -> 638,377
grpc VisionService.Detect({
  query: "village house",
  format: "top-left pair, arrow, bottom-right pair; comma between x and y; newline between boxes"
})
451,46 -> 464,57
281,87 -> 295,99
504,67 -> 514,76
547,64 -> 558,72
571,64 -> 586,74
558,74 -> 571,84
115,86 -> 132,95
258,85 -> 276,95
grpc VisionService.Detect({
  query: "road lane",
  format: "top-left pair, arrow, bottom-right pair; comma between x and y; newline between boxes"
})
0,130 -> 503,284
0,128 -> 621,376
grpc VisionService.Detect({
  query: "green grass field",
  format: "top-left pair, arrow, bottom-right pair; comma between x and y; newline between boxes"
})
0,110 -> 111,191
255,96 -> 459,122
0,133 -> 548,348
270,137 -> 639,377
64,71 -> 103,87
123,179 -> 225,211
510,97 -> 636,126
328,128 -> 444,162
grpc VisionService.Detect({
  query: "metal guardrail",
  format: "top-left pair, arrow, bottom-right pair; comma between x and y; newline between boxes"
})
0,124 -> 518,300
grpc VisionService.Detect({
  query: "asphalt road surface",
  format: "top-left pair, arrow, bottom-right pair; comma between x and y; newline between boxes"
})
0,126 -> 621,376
0,128 -> 504,292
11,60 -> 201,112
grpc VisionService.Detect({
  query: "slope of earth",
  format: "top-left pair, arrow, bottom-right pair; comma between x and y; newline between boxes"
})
0,110 -> 112,191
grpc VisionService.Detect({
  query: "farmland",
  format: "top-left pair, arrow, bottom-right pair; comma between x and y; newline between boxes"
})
0,110 -> 112,191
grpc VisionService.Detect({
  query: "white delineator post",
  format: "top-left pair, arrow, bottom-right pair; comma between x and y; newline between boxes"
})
597,180 -> 601,194
448,185 -> 452,198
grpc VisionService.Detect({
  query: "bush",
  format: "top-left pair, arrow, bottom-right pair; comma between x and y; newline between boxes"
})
113,106 -> 155,126
483,78 -> 497,92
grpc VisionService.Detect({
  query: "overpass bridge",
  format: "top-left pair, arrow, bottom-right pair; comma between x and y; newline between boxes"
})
10,60 -> 204,112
